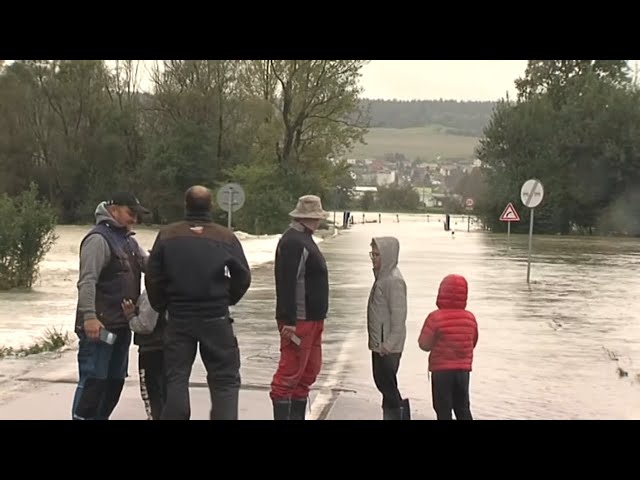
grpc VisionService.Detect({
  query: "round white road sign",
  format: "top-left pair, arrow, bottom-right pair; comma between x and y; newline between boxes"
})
520,179 -> 544,208
216,183 -> 246,213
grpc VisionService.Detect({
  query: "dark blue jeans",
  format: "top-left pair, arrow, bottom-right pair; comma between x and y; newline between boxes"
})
72,327 -> 131,420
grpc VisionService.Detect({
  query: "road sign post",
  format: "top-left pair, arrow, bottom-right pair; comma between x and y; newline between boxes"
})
216,183 -> 245,230
465,198 -> 474,232
499,202 -> 520,251
520,179 -> 544,284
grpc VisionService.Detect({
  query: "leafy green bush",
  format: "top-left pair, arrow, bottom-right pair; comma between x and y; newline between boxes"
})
0,183 -> 58,290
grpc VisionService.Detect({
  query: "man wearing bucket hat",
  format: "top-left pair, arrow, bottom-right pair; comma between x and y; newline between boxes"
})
270,194 -> 330,420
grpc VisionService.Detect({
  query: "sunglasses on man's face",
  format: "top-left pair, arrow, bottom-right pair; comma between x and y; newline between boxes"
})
369,251 -> 380,260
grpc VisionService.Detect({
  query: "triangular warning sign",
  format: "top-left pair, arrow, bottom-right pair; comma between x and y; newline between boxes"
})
500,202 -> 520,222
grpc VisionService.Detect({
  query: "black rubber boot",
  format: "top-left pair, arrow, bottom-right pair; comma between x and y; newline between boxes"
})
400,398 -> 411,420
382,407 -> 402,420
290,398 -> 307,420
272,399 -> 291,420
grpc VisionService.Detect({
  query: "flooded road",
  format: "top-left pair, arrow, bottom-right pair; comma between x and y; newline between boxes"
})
315,212 -> 640,419
2,212 -> 640,419
0,226 -> 283,349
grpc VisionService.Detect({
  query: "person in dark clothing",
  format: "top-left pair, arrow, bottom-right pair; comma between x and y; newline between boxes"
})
145,185 -> 252,420
122,289 -> 167,420
271,195 -> 330,420
72,193 -> 150,420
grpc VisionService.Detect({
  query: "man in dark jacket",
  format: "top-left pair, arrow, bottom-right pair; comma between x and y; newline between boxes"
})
145,185 -> 252,420
270,194 -> 330,420
72,192 -> 150,420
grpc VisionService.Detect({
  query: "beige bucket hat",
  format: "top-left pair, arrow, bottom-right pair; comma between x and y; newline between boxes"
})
289,194 -> 329,220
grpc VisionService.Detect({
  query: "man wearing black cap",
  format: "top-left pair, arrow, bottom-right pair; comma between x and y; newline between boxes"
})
71,192 -> 150,420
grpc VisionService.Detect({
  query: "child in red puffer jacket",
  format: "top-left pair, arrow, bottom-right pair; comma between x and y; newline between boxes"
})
418,274 -> 478,420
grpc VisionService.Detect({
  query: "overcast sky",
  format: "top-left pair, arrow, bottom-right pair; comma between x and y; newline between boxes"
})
138,60 -> 530,101
5,60 -> 637,102
133,60 -> 529,101
358,60 -> 529,101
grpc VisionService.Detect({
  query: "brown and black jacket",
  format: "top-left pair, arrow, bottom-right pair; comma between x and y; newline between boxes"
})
145,211 -> 252,320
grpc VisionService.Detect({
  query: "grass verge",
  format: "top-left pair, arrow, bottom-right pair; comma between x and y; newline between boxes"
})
0,327 -> 72,358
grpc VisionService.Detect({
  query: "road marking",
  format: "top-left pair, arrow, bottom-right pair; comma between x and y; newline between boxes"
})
308,330 -> 358,420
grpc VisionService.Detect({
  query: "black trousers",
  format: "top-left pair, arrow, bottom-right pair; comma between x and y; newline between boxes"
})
431,370 -> 473,420
372,352 -> 403,409
138,349 -> 166,420
161,315 -> 241,420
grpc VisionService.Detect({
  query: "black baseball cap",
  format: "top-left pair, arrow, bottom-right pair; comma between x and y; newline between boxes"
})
107,192 -> 150,216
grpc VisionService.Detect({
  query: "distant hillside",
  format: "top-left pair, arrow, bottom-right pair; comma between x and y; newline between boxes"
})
359,99 -> 496,136
344,99 -> 495,161
350,125 -> 480,162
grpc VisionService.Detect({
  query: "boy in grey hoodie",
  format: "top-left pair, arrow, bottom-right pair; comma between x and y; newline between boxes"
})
367,237 -> 410,420
122,290 -> 167,420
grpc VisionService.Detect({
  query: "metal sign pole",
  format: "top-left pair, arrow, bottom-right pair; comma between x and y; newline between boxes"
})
526,208 -> 534,284
520,178 -> 544,284
507,221 -> 511,251
333,187 -> 338,230
228,189 -> 234,229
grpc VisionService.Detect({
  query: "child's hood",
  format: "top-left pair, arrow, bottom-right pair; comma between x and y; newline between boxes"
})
372,236 -> 399,277
436,274 -> 468,309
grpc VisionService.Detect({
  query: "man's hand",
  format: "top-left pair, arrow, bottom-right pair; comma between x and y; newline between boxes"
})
121,299 -> 136,319
83,318 -> 104,341
280,324 -> 296,340
379,344 -> 390,356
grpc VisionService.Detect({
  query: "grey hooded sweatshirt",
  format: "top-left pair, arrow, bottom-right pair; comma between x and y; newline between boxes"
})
76,202 -> 147,323
367,237 -> 407,354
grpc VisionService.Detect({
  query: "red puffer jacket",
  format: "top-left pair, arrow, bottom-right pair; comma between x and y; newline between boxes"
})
418,274 -> 478,372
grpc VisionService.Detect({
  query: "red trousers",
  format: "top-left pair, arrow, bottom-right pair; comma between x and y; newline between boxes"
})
270,320 -> 324,400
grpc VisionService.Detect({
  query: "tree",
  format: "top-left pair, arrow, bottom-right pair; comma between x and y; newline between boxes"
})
477,60 -> 640,235
360,191 -> 375,211
228,60 -> 369,233
268,60 -> 369,169
376,184 -> 420,211
0,59 -> 370,234
514,60 -> 631,106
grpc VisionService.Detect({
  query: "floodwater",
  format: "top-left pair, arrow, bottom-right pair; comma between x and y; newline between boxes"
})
0,225 -> 283,349
318,212 -> 640,420
2,212 -> 640,419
